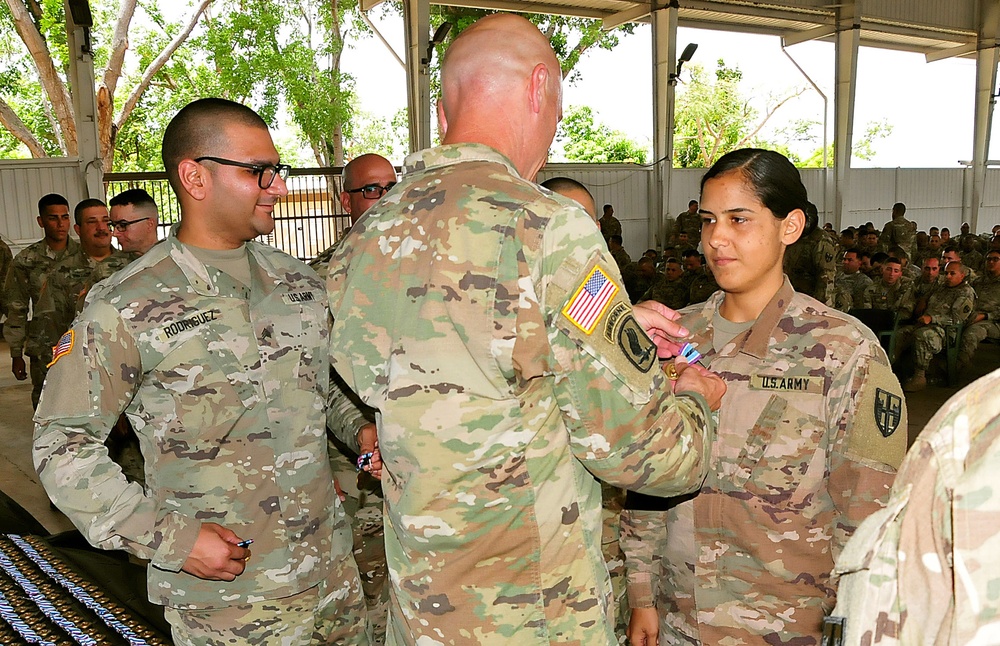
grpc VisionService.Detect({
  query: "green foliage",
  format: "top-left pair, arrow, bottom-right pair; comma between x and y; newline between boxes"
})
346,107 -> 409,162
431,8 -> 634,84
557,105 -> 648,163
799,119 -> 894,167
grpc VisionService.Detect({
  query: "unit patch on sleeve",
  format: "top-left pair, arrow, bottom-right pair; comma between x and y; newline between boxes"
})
48,330 -> 74,367
562,265 -> 618,334
874,387 -> 902,437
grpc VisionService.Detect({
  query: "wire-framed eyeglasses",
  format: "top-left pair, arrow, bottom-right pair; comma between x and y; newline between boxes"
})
108,217 -> 150,232
194,156 -> 292,189
345,182 -> 397,200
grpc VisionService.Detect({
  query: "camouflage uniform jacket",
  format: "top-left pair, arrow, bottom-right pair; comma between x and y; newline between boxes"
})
0,237 -> 12,317
599,213 -> 622,240
923,281 -> 976,327
830,366 -> 1000,645
675,211 -> 702,245
784,227 -> 838,306
327,143 -> 716,645
621,280 -> 907,645
972,272 -> 1000,318
37,246 -> 137,340
5,237 -> 80,358
865,277 -> 916,320
878,217 -> 917,257
33,229 -> 361,609
642,275 -> 689,310
835,271 -> 873,309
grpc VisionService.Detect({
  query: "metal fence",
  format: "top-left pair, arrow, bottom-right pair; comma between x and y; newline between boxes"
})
104,168 -> 357,261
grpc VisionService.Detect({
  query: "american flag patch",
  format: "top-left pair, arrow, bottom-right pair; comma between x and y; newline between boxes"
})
48,330 -> 74,367
563,266 -> 619,334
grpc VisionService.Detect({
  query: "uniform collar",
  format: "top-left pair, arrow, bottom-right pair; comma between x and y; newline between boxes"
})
402,143 -> 520,178
163,223 -> 274,299
704,277 -> 795,360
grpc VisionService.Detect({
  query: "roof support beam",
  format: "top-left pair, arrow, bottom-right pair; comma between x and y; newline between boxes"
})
65,0 -> 103,199
602,4 -> 650,31
650,0 -> 678,250
781,24 -> 836,47
834,0 -> 859,231
968,0 -> 1000,234
403,0 -> 433,153
925,41 -> 977,63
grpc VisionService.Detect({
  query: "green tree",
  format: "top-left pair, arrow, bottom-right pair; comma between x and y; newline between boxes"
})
346,107 -> 408,162
673,59 -> 805,168
557,105 -> 648,163
797,118 -> 894,167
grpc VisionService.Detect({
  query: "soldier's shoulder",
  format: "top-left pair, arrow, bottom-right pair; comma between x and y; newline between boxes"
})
789,293 -> 880,349
249,242 -> 324,288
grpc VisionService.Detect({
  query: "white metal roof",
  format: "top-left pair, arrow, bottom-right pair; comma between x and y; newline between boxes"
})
416,0 -> 992,61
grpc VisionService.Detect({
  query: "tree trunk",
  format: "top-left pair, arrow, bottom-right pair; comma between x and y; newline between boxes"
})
4,0 -> 77,155
0,96 -> 46,157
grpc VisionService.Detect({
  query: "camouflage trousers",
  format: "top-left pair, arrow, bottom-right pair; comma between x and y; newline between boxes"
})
896,325 -> 946,371
163,552 -> 368,645
330,442 -> 387,645
959,320 -> 1000,365
602,483 -> 628,645
29,354 -> 48,410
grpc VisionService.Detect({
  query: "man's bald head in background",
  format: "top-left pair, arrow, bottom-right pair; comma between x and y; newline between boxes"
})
340,153 -> 397,224
438,13 -> 562,181
540,177 -> 596,221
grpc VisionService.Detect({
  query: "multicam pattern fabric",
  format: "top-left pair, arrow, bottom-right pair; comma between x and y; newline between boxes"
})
33,229 -> 363,618
897,280 -> 976,369
835,271 -> 873,310
37,246 -> 136,341
960,272 -> 1000,364
784,227 -> 838,306
326,143 -> 716,645
865,277 -> 916,320
621,280 -> 907,645
4,238 -> 80,360
829,367 -> 1000,645
878,217 -> 917,258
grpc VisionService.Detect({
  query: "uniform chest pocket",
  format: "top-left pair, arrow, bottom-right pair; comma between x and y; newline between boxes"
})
728,394 -> 827,505
257,303 -> 325,397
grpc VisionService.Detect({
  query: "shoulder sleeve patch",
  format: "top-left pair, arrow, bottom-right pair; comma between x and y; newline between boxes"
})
846,354 -> 908,469
562,264 -> 619,334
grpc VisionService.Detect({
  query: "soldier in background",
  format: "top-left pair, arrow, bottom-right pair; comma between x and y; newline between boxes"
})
599,203 -> 622,242
34,98 -> 371,644
865,256 -> 916,321
37,199 -> 135,338
5,194 -> 80,408
541,176 -> 597,220
784,201 -> 837,305
608,234 -> 632,273
109,188 -> 160,255
0,237 -> 12,328
896,261 -> 976,392
643,257 -> 689,310
835,248 -> 873,310
878,202 -> 917,258
958,249 -> 1000,371
912,256 -> 942,320
674,199 -> 701,249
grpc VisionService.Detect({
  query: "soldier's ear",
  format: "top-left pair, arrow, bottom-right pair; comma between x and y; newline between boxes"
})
782,209 -> 805,246
178,159 -> 209,201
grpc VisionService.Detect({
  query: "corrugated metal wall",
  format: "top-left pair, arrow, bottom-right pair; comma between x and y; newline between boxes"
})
862,0 -> 976,32
0,159 -> 85,253
3,160 -> 1000,260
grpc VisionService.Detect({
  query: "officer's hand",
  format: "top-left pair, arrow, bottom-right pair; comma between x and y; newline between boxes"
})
673,361 -> 726,411
631,301 -> 689,358
365,442 -> 383,480
627,606 -> 659,646
10,357 -> 26,381
181,523 -> 250,581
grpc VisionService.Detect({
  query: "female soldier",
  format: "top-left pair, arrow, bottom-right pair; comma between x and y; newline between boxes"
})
621,149 -> 908,646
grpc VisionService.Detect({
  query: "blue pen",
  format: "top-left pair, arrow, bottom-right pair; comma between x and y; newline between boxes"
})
236,539 -> 253,548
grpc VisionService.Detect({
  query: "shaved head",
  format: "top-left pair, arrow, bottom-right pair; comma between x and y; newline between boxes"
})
439,13 -> 562,180
340,153 -> 397,224
541,177 -> 596,220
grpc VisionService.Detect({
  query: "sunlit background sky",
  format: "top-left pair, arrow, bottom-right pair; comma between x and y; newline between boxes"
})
342,11 -> 993,168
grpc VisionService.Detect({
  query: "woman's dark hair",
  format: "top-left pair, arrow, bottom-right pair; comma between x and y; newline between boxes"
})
700,148 -> 815,237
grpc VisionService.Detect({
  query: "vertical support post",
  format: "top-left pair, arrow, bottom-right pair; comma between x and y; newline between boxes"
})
650,0 -> 678,249
403,0 -> 432,153
833,1 -> 858,230
65,1 -> 103,199
970,0 -> 1000,234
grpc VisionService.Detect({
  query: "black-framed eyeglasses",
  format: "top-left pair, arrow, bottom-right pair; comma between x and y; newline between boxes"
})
194,156 -> 292,189
346,182 -> 397,200
109,217 -> 150,232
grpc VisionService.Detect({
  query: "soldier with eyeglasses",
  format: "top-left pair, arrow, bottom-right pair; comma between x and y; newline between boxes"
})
34,98 -> 372,645
109,188 -> 160,255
